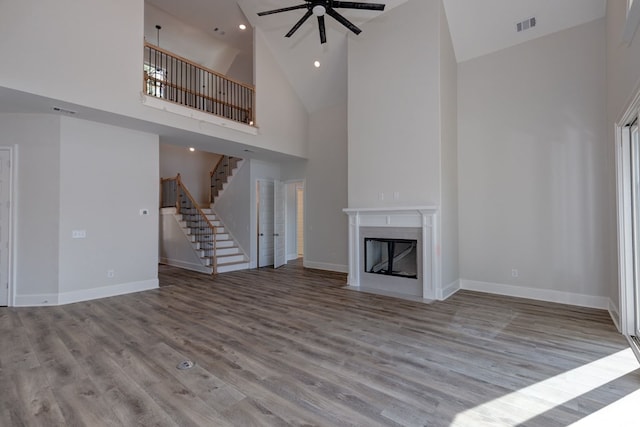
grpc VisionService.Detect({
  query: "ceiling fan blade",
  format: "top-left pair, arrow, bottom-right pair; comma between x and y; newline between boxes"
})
326,8 -> 362,35
285,10 -> 314,37
257,4 -> 308,16
332,1 -> 386,11
318,15 -> 327,44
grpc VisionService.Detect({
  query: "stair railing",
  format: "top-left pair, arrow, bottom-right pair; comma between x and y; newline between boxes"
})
209,156 -> 242,204
161,174 -> 219,274
144,42 -> 255,126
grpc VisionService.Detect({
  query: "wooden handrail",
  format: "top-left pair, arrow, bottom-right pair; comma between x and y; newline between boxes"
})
144,41 -> 255,91
145,74 -> 251,116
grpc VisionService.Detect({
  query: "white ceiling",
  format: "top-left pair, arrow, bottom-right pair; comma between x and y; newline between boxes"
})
444,0 -> 607,63
148,0 -> 608,113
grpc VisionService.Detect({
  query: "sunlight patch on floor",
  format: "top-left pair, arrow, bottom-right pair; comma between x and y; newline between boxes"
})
450,348 -> 639,426
569,387 -> 640,426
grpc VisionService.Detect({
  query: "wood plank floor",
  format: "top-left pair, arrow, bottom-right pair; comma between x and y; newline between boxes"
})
1,262 -> 639,426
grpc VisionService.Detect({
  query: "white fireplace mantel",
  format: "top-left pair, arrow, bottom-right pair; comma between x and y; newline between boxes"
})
343,206 -> 442,300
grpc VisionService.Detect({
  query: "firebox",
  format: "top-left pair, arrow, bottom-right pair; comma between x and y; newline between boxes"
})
364,238 -> 418,279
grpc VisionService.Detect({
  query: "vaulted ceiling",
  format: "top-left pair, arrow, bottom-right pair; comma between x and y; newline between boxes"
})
146,0 -> 607,113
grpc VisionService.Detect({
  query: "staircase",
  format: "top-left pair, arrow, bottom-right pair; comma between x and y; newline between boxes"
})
177,207 -> 249,273
210,156 -> 243,204
160,171 -> 249,275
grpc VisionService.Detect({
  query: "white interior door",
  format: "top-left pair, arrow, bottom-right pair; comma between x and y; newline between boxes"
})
257,180 -> 274,267
0,149 -> 11,306
274,180 -> 286,269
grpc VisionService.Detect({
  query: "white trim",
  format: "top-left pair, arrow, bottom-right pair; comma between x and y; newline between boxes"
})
14,293 -> 59,307
287,253 -> 299,261
441,279 -> 460,300
303,260 -> 348,273
160,258 -> 212,274
460,279 -> 610,309
615,84 -> 640,338
141,94 -> 258,136
0,146 -> 16,307
616,121 -> 634,335
610,299 -> 621,332
623,0 -> 640,45
57,279 -> 158,305
343,206 -> 441,299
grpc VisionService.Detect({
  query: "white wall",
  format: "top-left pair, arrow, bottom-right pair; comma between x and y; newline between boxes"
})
439,4 -> 459,288
348,0 -> 441,208
458,19 -> 609,303
0,0 -> 309,159
227,51 -> 254,86
606,0 -> 640,307
145,3 -> 239,74
58,117 -> 159,299
305,103 -> 349,272
253,29 -> 309,158
159,143 -> 221,205
0,0 -> 144,118
0,114 -> 60,302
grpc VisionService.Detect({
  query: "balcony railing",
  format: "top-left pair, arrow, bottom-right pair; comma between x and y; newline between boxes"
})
143,42 -> 255,126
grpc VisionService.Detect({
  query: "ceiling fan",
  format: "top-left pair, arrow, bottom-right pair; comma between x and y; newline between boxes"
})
257,1 -> 386,44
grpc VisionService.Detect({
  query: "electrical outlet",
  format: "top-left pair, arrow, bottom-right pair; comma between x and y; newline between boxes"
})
107,269 -> 115,278
511,269 -> 519,278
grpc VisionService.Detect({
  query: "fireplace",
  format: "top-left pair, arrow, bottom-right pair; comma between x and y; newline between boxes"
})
364,238 -> 418,279
343,206 -> 443,300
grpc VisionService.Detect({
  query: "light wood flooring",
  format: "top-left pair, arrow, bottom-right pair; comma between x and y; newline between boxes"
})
1,262 -> 639,426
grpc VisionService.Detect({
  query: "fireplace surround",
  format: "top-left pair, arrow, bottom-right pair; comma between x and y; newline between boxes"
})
343,206 -> 443,300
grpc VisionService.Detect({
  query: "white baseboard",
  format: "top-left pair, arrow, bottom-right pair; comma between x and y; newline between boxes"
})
609,299 -> 621,332
460,279 -> 610,309
160,258 -> 212,274
13,279 -> 158,307
14,293 -> 59,307
441,279 -> 460,300
58,279 -> 158,305
287,253 -> 299,261
303,260 -> 348,273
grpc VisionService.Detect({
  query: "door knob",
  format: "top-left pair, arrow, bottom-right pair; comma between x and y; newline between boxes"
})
259,233 -> 264,236
273,233 -> 280,237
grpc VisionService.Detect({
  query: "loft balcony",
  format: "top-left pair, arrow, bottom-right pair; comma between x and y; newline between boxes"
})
143,42 -> 255,126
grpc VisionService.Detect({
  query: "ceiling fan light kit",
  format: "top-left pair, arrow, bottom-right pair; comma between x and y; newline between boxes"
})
257,0 -> 385,44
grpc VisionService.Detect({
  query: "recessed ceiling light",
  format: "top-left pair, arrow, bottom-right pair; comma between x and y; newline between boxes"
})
189,147 -> 195,152
239,24 -> 247,30
314,60 -> 321,68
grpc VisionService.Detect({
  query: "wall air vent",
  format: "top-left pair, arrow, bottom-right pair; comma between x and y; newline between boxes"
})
52,106 -> 77,115
516,17 -> 537,33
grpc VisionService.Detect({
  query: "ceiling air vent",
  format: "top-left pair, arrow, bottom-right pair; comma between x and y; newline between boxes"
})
516,17 -> 536,33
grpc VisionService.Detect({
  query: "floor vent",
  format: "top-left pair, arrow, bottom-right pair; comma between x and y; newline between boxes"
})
176,360 -> 195,370
516,17 -> 536,33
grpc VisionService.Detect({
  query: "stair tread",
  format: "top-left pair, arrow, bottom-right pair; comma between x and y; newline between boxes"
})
216,259 -> 249,266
